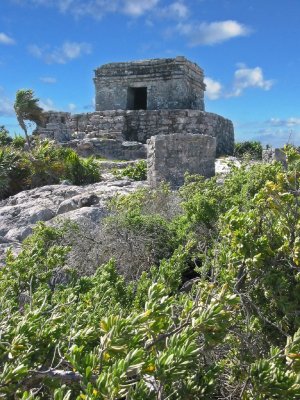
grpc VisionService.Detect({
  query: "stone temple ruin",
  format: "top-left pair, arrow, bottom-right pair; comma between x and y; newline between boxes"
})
35,56 -> 234,187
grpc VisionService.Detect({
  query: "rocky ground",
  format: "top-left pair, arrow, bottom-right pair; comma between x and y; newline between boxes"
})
0,158 -> 240,265
0,177 -> 147,265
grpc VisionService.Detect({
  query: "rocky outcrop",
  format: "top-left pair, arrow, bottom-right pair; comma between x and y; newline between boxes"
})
0,157 -> 238,265
0,179 -> 147,265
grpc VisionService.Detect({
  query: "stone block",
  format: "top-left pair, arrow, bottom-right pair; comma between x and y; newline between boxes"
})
262,148 -> 287,166
147,133 -> 216,189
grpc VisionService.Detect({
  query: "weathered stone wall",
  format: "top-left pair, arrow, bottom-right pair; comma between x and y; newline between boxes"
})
37,112 -> 72,142
64,139 -> 147,160
94,57 -> 205,111
122,110 -> 234,156
147,134 -> 216,188
262,148 -> 287,166
36,110 -> 234,157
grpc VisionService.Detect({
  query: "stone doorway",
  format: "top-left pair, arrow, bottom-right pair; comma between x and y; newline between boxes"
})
127,87 -> 147,110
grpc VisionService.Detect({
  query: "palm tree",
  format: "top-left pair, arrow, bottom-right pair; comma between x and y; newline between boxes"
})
14,89 -> 44,148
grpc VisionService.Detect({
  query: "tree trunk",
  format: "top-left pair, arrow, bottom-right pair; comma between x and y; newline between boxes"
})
17,116 -> 31,149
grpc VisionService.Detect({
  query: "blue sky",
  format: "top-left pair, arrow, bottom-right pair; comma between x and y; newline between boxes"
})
1,0 -> 300,147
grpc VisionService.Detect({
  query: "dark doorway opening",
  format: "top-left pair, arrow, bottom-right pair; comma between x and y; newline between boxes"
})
127,87 -> 147,110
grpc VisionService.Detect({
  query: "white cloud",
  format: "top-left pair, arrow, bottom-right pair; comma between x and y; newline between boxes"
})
14,0 -> 160,18
28,41 -> 92,64
123,0 -> 159,16
252,129 -> 300,148
38,98 -> 56,111
169,1 -> 189,18
204,77 -> 223,100
0,32 -> 16,45
0,88 -> 14,116
235,117 -> 300,147
204,65 -> 274,100
267,117 -> 300,128
176,20 -> 251,46
229,65 -> 274,97
40,76 -> 57,84
57,0 -> 74,12
28,44 -> 43,58
68,103 -> 76,111
156,1 -> 188,19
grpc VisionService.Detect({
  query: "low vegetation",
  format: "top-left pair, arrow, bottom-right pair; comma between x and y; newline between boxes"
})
1,143 -> 300,399
0,126 -> 26,149
234,140 -> 263,160
112,160 -> 147,181
0,138 -> 101,200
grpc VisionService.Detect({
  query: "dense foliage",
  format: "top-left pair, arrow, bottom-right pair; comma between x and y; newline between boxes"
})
234,141 -> 263,160
0,127 -> 26,149
0,139 -> 101,199
0,126 -> 13,146
1,147 -> 300,399
113,160 -> 147,181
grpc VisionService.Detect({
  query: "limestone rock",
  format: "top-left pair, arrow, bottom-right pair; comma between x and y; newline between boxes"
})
0,179 -> 147,265
56,193 -> 99,215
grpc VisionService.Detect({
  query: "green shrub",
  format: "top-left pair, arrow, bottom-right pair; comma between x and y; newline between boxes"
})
12,135 -> 26,149
0,147 -> 30,199
1,147 -> 300,399
234,140 -> 263,159
64,151 -> 100,185
0,147 -> 18,197
28,142 -> 100,187
29,140 -> 67,187
0,140 -> 101,199
0,126 -> 12,146
0,223 -> 239,398
113,160 -> 147,181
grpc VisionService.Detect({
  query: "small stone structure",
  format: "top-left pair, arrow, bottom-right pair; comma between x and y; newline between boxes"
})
35,56 -> 235,179
262,148 -> 287,166
37,112 -> 72,143
94,56 -> 205,111
147,134 -> 216,188
36,108 -> 233,157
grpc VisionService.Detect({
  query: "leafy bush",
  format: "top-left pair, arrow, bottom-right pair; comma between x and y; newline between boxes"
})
0,125 -> 12,146
113,160 -> 147,181
0,126 -> 26,149
0,147 -> 30,198
64,151 -> 100,185
0,223 -> 239,398
0,147 -> 18,197
65,185 -> 180,278
29,140 -> 68,187
2,148 -> 300,398
0,140 -> 101,199
234,140 -> 263,159
12,135 -> 26,149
